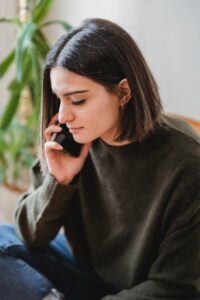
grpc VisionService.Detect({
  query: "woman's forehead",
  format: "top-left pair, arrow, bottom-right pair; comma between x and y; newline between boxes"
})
50,67 -> 103,95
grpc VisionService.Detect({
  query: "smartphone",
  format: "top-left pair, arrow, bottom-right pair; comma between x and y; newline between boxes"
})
52,123 -> 83,157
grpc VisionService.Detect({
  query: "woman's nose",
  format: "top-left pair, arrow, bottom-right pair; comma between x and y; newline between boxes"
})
58,102 -> 75,124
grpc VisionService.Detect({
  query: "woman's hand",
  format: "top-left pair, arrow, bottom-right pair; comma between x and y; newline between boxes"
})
44,114 -> 91,185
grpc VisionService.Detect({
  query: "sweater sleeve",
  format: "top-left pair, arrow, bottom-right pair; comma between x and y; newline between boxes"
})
102,168 -> 200,300
14,159 -> 78,248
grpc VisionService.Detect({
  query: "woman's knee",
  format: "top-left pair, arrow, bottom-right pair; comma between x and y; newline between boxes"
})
0,249 -> 53,300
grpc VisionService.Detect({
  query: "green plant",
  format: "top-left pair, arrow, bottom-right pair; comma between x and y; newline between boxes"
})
0,0 -> 71,191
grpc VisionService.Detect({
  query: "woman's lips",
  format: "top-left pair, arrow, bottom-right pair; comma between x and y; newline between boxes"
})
68,127 -> 83,134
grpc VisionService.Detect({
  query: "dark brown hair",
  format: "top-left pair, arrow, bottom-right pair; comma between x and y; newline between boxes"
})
39,18 -> 162,168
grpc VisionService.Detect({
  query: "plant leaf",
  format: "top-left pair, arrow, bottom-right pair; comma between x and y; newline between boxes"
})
0,130 -> 8,151
0,17 -> 19,25
29,43 -> 41,117
0,49 -> 15,78
32,30 -> 50,58
33,0 -> 54,24
8,78 -> 22,92
15,22 -> 37,81
40,19 -> 72,31
0,91 -> 21,130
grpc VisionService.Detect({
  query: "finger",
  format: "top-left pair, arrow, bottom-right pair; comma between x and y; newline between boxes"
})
44,125 -> 62,141
80,142 -> 92,160
44,141 -> 63,153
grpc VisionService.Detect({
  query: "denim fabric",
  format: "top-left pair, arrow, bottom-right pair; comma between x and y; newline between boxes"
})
0,247 -> 53,300
0,224 -> 119,300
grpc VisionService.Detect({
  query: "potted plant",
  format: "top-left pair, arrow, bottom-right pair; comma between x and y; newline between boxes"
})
0,0 -> 72,192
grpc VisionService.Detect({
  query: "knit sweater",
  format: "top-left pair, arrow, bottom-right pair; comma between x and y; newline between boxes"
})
15,115 -> 200,299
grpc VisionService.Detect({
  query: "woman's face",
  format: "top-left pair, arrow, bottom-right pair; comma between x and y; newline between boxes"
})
50,66 -> 122,145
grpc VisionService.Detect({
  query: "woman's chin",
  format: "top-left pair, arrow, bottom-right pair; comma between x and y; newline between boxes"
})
73,135 -> 95,144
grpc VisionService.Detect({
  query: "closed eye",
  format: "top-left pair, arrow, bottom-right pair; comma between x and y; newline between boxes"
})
71,99 -> 86,105
53,95 -> 86,106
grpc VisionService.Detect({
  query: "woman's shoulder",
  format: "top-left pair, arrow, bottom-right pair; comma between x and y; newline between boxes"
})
155,114 -> 200,159
156,114 -> 200,177
142,114 -> 200,180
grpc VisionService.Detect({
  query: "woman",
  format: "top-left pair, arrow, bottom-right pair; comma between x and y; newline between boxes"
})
0,18 -> 199,300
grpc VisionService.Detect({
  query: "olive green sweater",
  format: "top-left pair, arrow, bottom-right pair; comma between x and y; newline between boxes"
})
15,115 -> 200,299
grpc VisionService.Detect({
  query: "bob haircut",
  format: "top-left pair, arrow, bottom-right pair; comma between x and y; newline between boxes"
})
39,18 -> 162,168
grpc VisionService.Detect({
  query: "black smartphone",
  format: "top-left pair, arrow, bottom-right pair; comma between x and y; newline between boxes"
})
52,123 -> 83,157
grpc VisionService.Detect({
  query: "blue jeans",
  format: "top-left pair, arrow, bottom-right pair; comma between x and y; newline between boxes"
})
0,224 -> 119,300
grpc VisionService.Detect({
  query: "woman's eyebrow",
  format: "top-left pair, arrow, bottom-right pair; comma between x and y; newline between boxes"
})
52,89 -> 89,97
63,90 -> 89,96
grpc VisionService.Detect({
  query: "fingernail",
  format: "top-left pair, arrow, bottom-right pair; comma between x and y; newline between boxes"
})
57,144 -> 63,149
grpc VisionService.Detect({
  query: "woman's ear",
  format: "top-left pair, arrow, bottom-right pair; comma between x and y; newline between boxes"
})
117,78 -> 132,106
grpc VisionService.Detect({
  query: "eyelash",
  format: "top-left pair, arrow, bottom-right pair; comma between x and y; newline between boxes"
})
71,99 -> 86,105
55,96 -> 86,106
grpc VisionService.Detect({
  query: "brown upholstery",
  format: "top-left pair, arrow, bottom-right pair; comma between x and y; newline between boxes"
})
182,116 -> 200,132
167,113 -> 200,133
